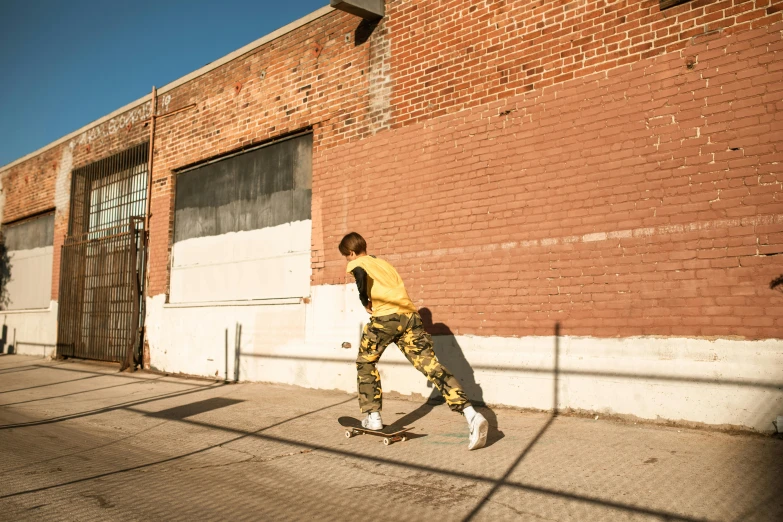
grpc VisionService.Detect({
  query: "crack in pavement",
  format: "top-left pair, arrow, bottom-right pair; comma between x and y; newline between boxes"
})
313,450 -> 418,481
139,448 -> 316,473
250,448 -> 314,464
480,492 -> 564,521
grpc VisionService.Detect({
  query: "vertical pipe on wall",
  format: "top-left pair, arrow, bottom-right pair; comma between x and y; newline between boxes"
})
144,87 -> 156,235
141,87 -> 157,369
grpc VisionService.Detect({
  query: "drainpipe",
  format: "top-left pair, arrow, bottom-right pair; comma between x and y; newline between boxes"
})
142,86 -> 157,369
144,86 -> 156,234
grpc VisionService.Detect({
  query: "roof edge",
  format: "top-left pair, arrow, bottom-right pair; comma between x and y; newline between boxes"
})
0,5 -> 335,174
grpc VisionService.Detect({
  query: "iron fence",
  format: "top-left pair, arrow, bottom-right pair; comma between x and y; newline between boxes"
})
57,142 -> 148,365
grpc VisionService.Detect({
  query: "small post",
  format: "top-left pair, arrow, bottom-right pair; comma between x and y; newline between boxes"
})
234,323 -> 242,382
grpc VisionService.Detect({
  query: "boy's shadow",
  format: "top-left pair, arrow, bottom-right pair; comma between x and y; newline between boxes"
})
387,308 -> 504,446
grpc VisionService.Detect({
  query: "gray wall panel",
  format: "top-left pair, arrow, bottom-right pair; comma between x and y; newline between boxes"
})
175,134 -> 312,243
4,213 -> 55,251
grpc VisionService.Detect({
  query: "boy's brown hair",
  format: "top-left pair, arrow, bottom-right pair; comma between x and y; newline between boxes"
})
339,232 -> 367,256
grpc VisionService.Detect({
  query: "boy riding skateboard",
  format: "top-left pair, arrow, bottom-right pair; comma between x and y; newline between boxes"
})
339,232 -> 489,450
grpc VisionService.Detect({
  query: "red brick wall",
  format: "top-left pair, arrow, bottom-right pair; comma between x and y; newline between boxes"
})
1,0 -> 781,340
388,0 -> 783,126
314,1 -> 783,339
1,150 -> 58,224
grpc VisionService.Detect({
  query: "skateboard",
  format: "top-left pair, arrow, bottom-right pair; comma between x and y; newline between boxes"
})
338,416 -> 413,446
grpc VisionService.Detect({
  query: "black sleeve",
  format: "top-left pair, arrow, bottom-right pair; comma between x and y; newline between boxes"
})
351,267 -> 370,308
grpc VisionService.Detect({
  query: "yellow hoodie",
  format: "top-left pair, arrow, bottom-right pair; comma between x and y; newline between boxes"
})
346,256 -> 417,316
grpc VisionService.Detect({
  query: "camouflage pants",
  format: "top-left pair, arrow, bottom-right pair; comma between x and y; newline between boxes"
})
356,312 -> 470,414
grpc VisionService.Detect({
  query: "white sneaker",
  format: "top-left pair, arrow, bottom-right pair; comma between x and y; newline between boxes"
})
468,411 -> 489,450
362,412 -> 383,430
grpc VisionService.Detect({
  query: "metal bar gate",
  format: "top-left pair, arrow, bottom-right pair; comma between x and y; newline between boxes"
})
57,143 -> 148,365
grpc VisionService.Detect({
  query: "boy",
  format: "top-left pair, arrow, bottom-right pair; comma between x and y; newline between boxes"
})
339,232 -> 489,450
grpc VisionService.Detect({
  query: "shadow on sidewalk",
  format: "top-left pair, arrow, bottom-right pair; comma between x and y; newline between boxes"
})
1,324 -> 719,522
3,339 -> 771,522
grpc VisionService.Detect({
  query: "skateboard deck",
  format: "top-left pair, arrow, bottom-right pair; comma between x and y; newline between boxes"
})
338,416 -> 413,446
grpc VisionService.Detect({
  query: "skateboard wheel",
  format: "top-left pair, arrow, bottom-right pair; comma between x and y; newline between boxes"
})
345,430 -> 352,438
383,437 -> 390,446
401,436 -> 408,442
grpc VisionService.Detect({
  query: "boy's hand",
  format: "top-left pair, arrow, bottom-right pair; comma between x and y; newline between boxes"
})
365,301 -> 373,314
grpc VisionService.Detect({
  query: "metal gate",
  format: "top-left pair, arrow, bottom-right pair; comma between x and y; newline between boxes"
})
57,143 -> 148,365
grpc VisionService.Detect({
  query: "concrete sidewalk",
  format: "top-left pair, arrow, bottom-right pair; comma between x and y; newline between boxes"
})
0,354 -> 780,521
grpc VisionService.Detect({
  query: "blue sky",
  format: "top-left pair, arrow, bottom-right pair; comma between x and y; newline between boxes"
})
0,0 -> 327,168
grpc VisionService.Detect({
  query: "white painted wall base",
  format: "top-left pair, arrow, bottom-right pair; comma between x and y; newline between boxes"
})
146,285 -> 783,433
0,301 -> 57,358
